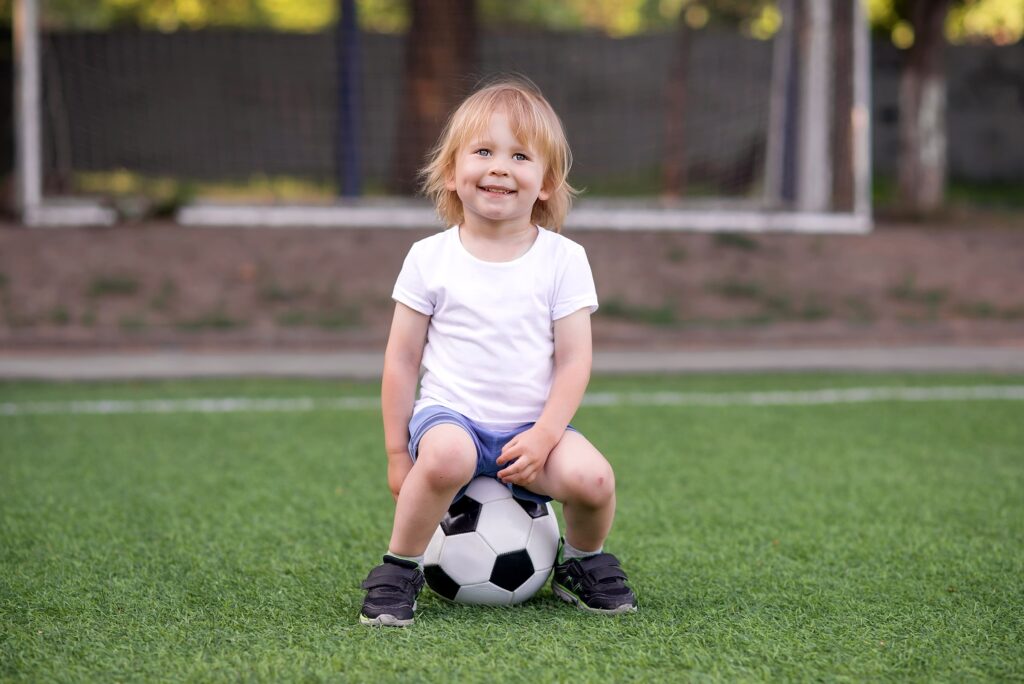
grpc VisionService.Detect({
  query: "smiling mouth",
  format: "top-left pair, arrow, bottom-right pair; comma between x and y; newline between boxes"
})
479,186 -> 516,195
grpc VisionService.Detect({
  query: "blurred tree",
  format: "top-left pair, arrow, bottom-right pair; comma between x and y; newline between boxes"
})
866,0 -> 1023,212
946,0 -> 1024,45
896,0 -> 952,214
659,1 -> 776,198
390,0 -> 476,195
0,0 -> 409,31
833,0 -> 856,211
478,0 -> 782,37
7,0 -> 1020,211
661,3 -> 694,198
6,0 -> 1019,41
867,0 -> 1024,45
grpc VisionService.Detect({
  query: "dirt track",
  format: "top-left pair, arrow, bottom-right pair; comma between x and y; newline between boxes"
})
2,217 -> 1023,351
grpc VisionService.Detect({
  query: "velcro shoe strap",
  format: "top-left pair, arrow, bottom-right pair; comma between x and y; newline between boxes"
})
585,565 -> 628,584
360,564 -> 422,592
578,553 -> 628,584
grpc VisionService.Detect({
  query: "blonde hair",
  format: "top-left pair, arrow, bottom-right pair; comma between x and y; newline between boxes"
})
420,77 -> 578,232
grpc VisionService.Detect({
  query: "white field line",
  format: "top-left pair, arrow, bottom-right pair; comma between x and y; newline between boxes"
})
2,386 -> 1024,417
583,385 -> 1024,407
0,396 -> 381,416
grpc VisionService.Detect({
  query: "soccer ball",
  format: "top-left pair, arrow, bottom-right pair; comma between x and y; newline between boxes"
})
423,476 -> 561,605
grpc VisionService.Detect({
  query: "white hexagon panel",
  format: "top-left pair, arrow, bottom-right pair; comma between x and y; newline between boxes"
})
526,510 -> 560,572
457,582 -> 515,606
435,532 -> 497,586
475,498 -> 532,554
462,476 -> 512,504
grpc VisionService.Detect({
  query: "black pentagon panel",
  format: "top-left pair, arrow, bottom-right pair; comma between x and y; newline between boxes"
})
424,564 -> 461,601
440,496 -> 482,535
514,497 -> 549,519
489,550 -> 535,592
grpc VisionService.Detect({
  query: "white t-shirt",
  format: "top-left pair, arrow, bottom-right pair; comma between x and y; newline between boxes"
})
392,225 -> 598,431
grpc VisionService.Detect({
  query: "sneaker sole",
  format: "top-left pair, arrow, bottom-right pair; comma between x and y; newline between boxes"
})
359,602 -> 417,627
552,583 -> 637,615
359,613 -> 414,627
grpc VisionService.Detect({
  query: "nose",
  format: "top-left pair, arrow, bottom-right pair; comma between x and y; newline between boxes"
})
488,162 -> 509,177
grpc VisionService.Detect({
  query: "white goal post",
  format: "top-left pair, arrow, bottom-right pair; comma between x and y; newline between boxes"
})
14,0 -> 871,233
13,0 -> 117,226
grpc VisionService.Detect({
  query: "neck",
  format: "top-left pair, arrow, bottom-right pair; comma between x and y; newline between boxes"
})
460,218 -> 536,242
457,222 -> 539,262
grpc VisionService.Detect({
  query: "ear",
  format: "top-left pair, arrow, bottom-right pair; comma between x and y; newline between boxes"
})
444,170 -> 456,192
538,176 -> 552,202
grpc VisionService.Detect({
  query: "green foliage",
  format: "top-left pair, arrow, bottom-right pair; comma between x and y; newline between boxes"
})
88,275 -> 140,298
175,308 -> 244,331
1,374 -> 1022,680
598,298 -> 677,325
48,306 -> 70,325
707,278 -> 763,299
149,278 -> 178,313
118,313 -> 148,331
713,232 -> 760,251
867,0 -> 1024,46
6,0 -> 1019,44
887,275 -> 949,307
481,0 -> 780,37
16,0 -> 778,37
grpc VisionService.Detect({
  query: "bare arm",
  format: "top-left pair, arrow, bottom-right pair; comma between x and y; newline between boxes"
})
497,308 -> 592,485
381,302 -> 430,500
536,308 -> 592,438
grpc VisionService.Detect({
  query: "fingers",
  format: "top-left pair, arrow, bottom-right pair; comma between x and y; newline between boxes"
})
499,459 -> 537,486
496,439 -> 520,466
497,461 -> 520,483
510,468 -> 536,486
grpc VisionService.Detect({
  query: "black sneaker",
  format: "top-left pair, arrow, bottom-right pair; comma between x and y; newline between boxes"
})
552,540 -> 637,615
359,555 -> 425,627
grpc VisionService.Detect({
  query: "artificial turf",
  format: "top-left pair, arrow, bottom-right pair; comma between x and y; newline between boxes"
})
1,374 -> 1022,681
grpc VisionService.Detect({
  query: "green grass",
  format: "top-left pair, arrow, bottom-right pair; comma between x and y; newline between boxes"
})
873,176 -> 1024,212
597,299 -> 677,326
87,275 -> 140,298
2,374 -> 1023,681
174,309 -> 245,331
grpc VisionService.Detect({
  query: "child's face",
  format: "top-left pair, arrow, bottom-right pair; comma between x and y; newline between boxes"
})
446,110 -> 550,232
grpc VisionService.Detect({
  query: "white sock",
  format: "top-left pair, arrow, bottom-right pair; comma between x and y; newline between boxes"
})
385,550 -> 424,570
563,540 -> 602,560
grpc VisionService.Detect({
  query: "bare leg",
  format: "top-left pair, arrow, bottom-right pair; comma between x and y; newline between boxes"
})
522,431 -> 616,552
388,424 -> 476,557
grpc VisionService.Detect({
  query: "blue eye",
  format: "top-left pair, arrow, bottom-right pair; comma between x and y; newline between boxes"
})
513,153 -> 528,161
475,149 -> 491,157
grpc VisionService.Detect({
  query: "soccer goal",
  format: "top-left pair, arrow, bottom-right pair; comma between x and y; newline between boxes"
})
13,0 -> 871,233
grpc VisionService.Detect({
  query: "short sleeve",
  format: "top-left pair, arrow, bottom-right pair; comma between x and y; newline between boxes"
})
392,243 -> 434,315
551,244 -> 599,320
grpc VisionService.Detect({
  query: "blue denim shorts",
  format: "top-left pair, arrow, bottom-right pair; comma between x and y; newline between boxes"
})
408,405 -> 576,505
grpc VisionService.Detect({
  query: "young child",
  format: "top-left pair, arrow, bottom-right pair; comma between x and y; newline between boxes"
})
359,78 -> 636,627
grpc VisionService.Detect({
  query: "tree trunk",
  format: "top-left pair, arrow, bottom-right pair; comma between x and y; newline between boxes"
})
832,0 -> 854,212
661,12 -> 691,199
897,0 -> 950,214
391,0 -> 476,195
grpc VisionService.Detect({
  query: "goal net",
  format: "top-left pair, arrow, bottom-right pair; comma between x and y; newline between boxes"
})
15,0 -> 870,232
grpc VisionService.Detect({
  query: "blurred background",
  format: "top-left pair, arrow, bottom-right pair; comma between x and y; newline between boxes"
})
0,0 -> 1021,354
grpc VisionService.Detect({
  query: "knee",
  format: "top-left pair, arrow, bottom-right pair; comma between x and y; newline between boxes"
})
564,461 -> 615,509
416,441 -> 475,491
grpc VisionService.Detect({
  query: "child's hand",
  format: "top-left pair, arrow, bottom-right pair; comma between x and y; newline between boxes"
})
387,449 -> 414,501
496,425 -> 561,486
